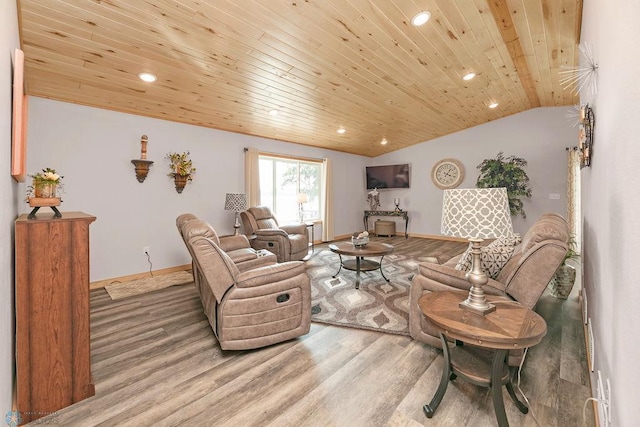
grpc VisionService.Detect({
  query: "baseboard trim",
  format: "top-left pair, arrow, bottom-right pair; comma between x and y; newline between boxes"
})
90,264 -> 191,290
327,233 -> 467,243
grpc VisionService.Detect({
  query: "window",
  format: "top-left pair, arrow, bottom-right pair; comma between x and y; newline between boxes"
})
259,155 -> 322,223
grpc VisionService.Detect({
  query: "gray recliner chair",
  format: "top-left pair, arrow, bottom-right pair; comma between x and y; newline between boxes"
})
188,235 -> 311,350
240,206 -> 309,263
409,213 -> 570,365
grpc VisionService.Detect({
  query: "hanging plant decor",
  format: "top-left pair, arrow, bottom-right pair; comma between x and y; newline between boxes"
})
476,152 -> 532,219
166,151 -> 196,194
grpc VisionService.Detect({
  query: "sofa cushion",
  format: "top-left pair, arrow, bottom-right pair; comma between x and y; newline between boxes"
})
455,234 -> 522,279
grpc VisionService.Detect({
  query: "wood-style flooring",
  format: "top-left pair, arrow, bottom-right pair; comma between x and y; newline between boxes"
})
28,237 -> 595,426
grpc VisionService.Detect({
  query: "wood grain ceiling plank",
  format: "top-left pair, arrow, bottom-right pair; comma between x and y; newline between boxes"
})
453,0 -> 528,111
427,0 -> 526,117
17,0 -> 581,156
504,0 -> 547,105
520,0 -> 555,106
486,0 -> 541,108
22,0 -> 239,73
317,2 -> 475,129
540,0 -> 566,106
558,0 -> 581,105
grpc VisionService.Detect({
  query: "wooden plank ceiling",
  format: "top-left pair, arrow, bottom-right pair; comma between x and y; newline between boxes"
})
17,0 -> 582,157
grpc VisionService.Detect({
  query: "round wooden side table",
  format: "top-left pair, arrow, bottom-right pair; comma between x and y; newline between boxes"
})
418,290 -> 547,427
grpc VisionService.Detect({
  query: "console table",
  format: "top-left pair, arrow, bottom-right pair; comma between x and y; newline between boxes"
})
363,210 -> 409,238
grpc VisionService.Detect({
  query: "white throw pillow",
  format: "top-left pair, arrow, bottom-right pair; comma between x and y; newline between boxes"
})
454,234 -> 522,279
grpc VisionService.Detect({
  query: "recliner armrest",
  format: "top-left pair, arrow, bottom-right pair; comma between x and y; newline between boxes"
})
416,262 -> 506,294
219,235 -> 251,252
235,261 -> 306,288
255,229 -> 290,238
280,223 -> 306,235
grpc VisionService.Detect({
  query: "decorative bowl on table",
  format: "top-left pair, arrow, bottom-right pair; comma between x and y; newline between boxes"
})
351,231 -> 369,247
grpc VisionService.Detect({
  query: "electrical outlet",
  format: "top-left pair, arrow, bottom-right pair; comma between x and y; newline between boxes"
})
142,246 -> 150,255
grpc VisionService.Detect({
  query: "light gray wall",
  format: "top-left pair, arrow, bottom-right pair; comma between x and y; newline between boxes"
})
374,107 -> 573,236
1,0 -> 21,416
24,98 -> 370,281
580,0 -> 640,424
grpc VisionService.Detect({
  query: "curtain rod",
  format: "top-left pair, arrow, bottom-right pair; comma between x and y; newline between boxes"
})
244,147 -> 323,163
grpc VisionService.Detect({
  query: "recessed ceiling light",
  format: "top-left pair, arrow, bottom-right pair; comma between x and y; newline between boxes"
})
463,72 -> 476,81
381,138 -> 388,145
411,11 -> 431,26
488,102 -> 499,109
269,109 -> 279,116
337,128 -> 346,134
138,72 -> 157,83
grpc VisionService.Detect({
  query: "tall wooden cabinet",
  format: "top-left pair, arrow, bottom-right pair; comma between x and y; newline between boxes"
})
15,212 -> 96,424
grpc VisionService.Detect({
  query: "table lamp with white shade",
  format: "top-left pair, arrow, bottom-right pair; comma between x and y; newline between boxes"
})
224,192 -> 247,235
297,193 -> 308,223
441,187 -> 513,315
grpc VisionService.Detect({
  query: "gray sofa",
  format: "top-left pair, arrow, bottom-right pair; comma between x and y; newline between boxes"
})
409,213 -> 570,365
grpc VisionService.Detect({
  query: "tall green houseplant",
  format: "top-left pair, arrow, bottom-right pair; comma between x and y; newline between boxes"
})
476,152 -> 532,218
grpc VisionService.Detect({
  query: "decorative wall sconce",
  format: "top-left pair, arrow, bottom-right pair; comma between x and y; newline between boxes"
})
131,135 -> 154,182
166,151 -> 196,194
579,104 -> 595,168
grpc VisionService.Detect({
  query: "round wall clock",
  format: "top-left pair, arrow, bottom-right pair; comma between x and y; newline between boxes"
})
431,158 -> 465,189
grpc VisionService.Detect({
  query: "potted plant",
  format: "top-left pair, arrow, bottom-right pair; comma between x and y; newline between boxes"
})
476,152 -> 532,218
166,151 -> 196,193
28,167 -> 63,199
549,239 -> 580,299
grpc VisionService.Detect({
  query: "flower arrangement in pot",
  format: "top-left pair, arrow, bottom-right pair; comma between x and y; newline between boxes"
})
28,167 -> 63,199
166,151 -> 196,193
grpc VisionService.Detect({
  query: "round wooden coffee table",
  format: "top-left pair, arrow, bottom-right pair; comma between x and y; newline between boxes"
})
328,241 -> 394,289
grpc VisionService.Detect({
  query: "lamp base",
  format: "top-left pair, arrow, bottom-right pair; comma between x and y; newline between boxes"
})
233,212 -> 242,236
460,238 -> 496,316
459,295 -> 496,315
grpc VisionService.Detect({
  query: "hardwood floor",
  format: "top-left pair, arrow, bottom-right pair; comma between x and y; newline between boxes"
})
27,239 -> 595,426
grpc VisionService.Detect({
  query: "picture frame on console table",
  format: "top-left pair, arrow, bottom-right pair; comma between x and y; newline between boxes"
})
11,48 -> 28,183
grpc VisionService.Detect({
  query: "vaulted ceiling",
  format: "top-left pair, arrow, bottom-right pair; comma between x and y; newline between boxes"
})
17,0 -> 582,157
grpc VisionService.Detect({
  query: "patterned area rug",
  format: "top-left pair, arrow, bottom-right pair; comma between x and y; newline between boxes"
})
306,237 -> 467,335
105,270 -> 194,300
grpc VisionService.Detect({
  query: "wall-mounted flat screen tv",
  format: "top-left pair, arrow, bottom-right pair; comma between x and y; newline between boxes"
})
366,164 -> 410,189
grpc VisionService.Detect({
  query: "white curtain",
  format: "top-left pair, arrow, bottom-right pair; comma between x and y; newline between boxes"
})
321,157 -> 334,242
567,147 -> 581,253
244,147 -> 260,208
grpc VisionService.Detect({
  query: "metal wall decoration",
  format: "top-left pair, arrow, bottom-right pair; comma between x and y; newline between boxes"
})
559,43 -> 598,99
579,105 -> 595,168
